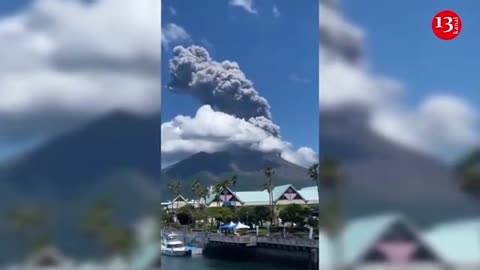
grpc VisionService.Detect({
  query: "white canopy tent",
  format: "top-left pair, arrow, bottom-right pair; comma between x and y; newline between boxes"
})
235,222 -> 250,229
220,221 -> 236,230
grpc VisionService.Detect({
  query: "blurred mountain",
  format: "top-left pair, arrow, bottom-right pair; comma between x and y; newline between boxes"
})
320,106 -> 478,226
0,111 -> 162,261
0,111 -> 161,200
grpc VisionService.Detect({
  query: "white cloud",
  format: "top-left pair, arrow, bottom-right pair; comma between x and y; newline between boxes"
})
229,0 -> 257,14
319,1 -> 479,160
273,5 -> 280,18
282,147 -> 317,168
0,0 -> 160,145
161,105 -> 317,167
161,23 -> 190,49
289,73 -> 310,84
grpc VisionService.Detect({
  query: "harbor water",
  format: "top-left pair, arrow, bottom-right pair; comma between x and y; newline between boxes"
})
163,255 -> 307,270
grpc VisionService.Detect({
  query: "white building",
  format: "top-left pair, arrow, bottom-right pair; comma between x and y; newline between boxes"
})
162,184 -> 319,210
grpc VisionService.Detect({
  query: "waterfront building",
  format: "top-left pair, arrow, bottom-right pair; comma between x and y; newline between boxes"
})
320,213 -> 447,270
161,184 -> 319,209
164,195 -> 192,210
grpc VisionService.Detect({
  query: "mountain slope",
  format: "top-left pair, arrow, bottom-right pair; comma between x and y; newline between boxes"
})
161,148 -> 313,196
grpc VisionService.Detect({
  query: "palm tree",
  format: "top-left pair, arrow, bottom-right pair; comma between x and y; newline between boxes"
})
213,175 -> 238,207
455,149 -> 480,261
168,180 -> 182,210
212,184 -> 223,207
263,167 -> 275,225
83,200 -> 133,256
7,206 -> 51,254
319,156 -> 343,270
192,180 -> 202,207
84,200 -> 113,254
319,157 -> 342,192
221,175 -> 238,189
103,226 -> 133,255
308,162 -> 320,208
192,180 -> 210,223
308,162 -> 320,235
456,149 -> 480,196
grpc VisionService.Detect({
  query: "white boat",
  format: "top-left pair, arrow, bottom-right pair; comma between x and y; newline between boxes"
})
161,233 -> 192,257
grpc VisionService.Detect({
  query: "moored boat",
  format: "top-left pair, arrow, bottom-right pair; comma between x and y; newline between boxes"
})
161,233 -> 192,257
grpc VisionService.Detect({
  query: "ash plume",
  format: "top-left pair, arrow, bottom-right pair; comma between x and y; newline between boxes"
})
168,45 -> 280,137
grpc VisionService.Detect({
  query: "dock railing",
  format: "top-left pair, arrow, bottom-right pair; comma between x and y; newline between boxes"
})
207,234 -> 318,248
257,236 -> 317,248
208,235 -> 256,244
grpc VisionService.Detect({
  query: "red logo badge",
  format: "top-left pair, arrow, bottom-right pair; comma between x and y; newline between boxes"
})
432,10 -> 462,40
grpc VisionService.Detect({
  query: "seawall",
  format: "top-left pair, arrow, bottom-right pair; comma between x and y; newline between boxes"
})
203,241 -> 318,270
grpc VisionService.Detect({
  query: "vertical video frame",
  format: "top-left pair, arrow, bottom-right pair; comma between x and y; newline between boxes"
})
161,0 -> 319,269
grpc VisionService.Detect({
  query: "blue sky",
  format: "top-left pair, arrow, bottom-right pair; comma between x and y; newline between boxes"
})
0,1 -> 30,16
161,0 -> 319,158
343,0 -> 479,108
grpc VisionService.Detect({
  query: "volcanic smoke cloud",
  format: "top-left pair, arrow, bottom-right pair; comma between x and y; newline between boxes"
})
162,45 -> 316,167
168,45 -> 280,137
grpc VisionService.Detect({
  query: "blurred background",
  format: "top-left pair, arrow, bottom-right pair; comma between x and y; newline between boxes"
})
319,0 -> 480,269
2,0 -> 479,269
0,0 -> 161,269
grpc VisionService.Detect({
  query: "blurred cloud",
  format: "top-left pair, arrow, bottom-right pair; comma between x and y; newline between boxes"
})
371,96 -> 479,159
229,0 -> 257,14
319,1 -> 479,160
0,0 -> 160,146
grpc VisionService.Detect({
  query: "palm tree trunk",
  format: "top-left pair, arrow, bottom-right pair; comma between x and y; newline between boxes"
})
269,192 -> 273,225
202,196 -> 207,224
271,194 -> 275,225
